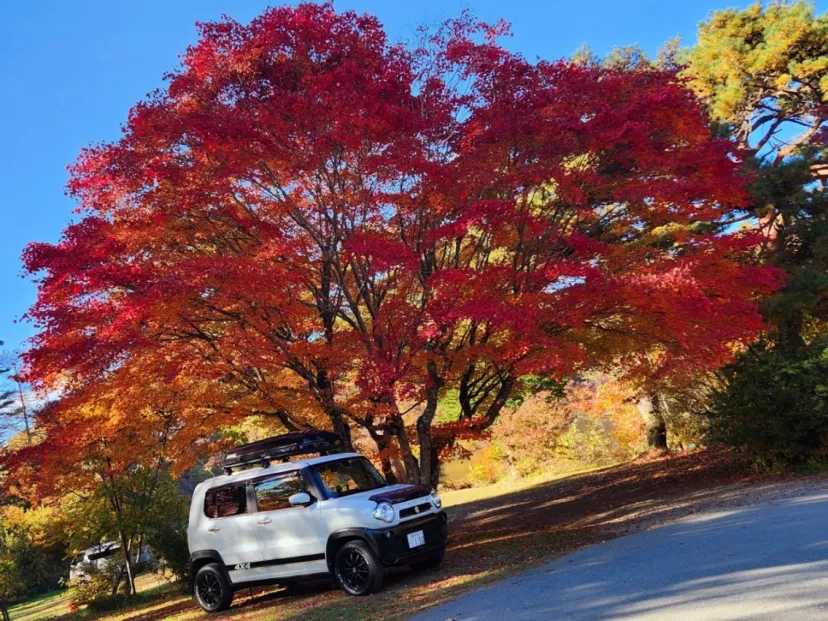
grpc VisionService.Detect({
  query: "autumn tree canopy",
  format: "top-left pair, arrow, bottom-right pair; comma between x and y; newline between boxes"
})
12,3 -> 780,488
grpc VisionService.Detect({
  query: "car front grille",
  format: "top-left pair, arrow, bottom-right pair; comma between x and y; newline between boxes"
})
399,502 -> 432,520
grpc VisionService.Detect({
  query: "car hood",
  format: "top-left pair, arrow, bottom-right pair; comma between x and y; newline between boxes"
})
369,483 -> 431,504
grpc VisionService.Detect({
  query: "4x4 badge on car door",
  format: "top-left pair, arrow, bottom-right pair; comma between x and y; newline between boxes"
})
234,562 -> 251,571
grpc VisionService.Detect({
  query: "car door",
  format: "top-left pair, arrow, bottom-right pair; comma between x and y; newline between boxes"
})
251,469 -> 329,579
200,481 -> 263,584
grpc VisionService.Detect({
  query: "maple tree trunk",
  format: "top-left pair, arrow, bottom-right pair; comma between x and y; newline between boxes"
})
458,366 -> 475,418
417,372 -> 514,488
369,430 -> 398,484
422,442 -> 441,489
416,362 -> 443,487
648,420 -> 668,450
329,410 -> 353,452
647,392 -> 668,451
480,376 -> 516,429
0,599 -> 10,621
361,395 -> 419,484
416,414 -> 437,488
269,409 -> 307,433
390,415 -> 420,484
316,371 -> 354,451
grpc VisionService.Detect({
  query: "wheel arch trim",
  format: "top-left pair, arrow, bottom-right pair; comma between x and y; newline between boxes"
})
189,549 -> 233,588
325,528 -> 379,570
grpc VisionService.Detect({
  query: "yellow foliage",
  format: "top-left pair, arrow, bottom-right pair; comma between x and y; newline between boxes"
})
492,375 -> 648,476
468,444 -> 506,486
0,505 -> 63,548
683,1 -> 828,126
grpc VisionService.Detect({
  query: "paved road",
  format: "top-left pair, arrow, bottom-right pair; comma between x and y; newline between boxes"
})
412,493 -> 828,621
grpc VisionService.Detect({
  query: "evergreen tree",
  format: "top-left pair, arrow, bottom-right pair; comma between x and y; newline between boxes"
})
682,1 -> 828,461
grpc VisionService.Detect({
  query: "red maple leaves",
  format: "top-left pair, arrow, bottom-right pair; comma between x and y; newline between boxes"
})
12,3 -> 781,491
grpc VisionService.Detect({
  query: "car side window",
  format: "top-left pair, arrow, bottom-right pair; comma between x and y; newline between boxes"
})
204,483 -> 248,518
88,546 -> 119,561
253,471 -> 306,512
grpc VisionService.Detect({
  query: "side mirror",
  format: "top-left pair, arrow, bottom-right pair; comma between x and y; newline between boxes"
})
288,492 -> 312,507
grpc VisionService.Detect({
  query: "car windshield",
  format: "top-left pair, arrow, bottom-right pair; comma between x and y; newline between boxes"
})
313,457 -> 386,498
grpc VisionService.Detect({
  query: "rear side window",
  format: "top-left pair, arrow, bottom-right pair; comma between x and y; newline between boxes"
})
253,472 -> 306,512
204,483 -> 248,518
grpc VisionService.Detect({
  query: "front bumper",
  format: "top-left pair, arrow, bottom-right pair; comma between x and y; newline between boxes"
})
364,511 -> 448,566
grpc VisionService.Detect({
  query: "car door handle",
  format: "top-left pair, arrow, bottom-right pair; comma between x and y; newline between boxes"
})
257,517 -> 272,525
207,527 -> 221,533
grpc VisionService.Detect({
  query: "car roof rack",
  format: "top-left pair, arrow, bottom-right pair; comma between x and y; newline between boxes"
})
222,431 -> 344,475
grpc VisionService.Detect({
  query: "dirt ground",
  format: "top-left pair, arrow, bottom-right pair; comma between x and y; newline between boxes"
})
16,449 -> 828,621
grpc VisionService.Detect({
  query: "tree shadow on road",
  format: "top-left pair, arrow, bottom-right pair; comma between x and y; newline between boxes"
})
412,492 -> 828,620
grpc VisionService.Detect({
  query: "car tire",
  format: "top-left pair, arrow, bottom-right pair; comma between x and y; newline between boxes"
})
411,546 -> 445,571
193,563 -> 234,612
334,540 -> 384,596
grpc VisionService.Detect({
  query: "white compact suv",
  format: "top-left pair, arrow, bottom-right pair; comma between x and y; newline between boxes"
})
187,432 -> 448,612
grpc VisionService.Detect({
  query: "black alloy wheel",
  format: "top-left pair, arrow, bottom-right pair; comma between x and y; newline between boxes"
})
334,540 -> 384,595
197,572 -> 222,607
194,563 -> 233,612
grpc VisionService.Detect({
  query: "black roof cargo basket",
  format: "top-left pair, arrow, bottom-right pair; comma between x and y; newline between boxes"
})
222,431 -> 343,474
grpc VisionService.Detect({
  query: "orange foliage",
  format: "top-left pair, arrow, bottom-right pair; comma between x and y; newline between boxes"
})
10,4 -> 781,491
494,376 -> 647,476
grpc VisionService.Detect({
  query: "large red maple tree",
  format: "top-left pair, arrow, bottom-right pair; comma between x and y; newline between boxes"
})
15,4 -> 780,487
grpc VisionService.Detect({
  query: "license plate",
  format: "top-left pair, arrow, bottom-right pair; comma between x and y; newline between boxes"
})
407,530 -> 425,548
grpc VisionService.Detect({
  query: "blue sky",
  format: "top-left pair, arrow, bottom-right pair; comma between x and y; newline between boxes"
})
0,0 -> 824,355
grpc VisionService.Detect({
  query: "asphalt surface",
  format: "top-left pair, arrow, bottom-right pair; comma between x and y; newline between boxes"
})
411,493 -> 828,621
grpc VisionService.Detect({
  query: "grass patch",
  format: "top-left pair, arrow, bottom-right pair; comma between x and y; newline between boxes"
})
8,591 -> 66,621
8,573 -> 179,621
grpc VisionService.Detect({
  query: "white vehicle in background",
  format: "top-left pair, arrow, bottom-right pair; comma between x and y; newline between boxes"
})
187,432 -> 448,612
69,542 -> 152,582
69,542 -> 122,581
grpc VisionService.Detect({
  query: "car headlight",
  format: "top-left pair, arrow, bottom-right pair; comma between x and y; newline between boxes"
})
372,502 -> 394,523
430,492 -> 442,509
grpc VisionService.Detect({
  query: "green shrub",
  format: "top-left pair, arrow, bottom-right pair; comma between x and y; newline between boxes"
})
707,337 -> 828,467
145,521 -> 190,586
8,536 -> 67,596
0,558 -> 24,608
67,573 -> 117,608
